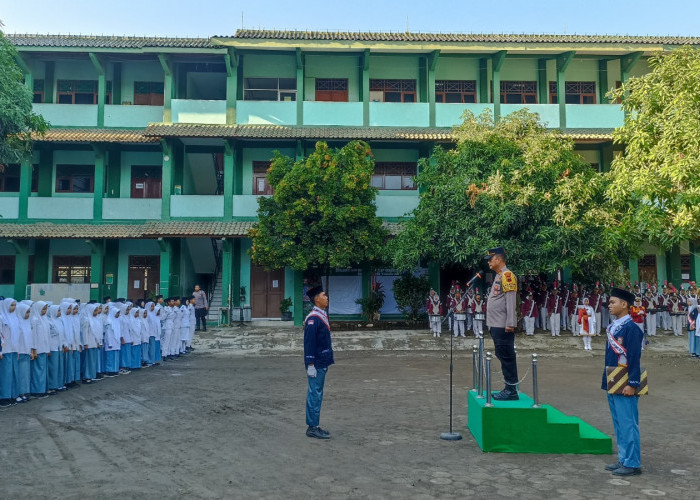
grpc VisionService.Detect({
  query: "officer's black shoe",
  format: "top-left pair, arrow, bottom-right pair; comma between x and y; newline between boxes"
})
612,466 -> 642,476
306,426 -> 331,439
605,461 -> 623,471
492,389 -> 519,401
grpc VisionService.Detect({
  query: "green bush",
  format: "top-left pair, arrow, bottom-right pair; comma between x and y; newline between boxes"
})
393,273 -> 430,321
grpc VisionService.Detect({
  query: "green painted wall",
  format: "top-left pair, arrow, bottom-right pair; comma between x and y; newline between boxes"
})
119,151 -> 162,197
372,148 -> 419,163
369,55 -> 421,98
435,57 -> 479,81
240,238 -> 252,305
118,61 -> 163,104
51,150 -> 95,196
116,239 -> 160,298
243,53 -> 296,78
304,54 -> 361,101
241,147 -> 294,195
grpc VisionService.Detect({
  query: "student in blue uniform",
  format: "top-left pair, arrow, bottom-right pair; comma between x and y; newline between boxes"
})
29,301 -> 51,398
303,285 -> 334,439
603,287 -> 644,476
0,298 -> 20,407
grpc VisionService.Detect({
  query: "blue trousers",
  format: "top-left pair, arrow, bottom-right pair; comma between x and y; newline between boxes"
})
120,344 -> 131,369
30,353 -> 48,394
105,350 -> 119,373
131,344 -> 141,369
155,340 -> 162,362
0,353 -> 18,399
305,367 -> 328,427
48,351 -> 62,390
607,394 -> 641,468
16,354 -> 31,396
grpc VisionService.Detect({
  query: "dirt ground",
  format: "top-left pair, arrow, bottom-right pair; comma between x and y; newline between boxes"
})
3,324 -> 699,500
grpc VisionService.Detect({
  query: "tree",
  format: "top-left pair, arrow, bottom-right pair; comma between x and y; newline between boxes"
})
392,272 -> 431,321
0,28 -> 47,169
249,141 -> 388,294
608,46 -> 700,248
391,110 -> 633,280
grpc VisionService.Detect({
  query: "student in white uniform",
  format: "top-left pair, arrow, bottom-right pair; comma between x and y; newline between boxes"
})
103,305 -> 122,377
15,302 -> 33,402
129,307 -> 143,371
471,291 -> 486,339
170,298 -> 183,357
577,297 -> 596,351
180,297 -> 190,355
0,299 -> 20,407
161,298 -> 175,360
46,304 -> 65,394
187,296 -> 196,353
118,302 -> 132,374
29,301 -> 51,398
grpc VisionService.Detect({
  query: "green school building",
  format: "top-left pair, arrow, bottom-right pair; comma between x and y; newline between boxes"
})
2,30 -> 699,324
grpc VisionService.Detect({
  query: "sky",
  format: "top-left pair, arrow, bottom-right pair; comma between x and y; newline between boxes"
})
1,0 -> 699,38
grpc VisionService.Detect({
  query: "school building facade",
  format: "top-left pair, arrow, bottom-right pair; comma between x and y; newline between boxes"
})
2,30 -> 699,324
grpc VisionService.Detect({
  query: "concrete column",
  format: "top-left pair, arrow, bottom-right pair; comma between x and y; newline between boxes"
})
666,245 -> 682,286
92,145 -> 105,220
158,238 -> 171,298
221,238 -> 233,312
690,241 -> 700,284
492,51 -> 506,121
18,158 -> 32,220
296,48 -> 304,126
87,239 -> 104,301
556,52 -> 575,129
293,269 -> 304,326
9,240 -> 29,300
362,50 -> 370,127
225,49 -> 238,125
223,140 -> 235,218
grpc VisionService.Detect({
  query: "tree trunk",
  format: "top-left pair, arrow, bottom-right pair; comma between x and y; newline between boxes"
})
325,268 -> 330,314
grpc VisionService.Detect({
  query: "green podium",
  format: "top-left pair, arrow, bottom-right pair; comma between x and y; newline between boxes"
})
467,391 -> 612,454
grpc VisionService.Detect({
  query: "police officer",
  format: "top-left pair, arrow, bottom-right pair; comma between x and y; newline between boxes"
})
303,285 -> 334,439
484,247 -> 520,401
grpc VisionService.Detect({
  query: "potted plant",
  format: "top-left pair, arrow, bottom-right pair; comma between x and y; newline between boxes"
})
355,281 -> 386,322
280,297 -> 293,321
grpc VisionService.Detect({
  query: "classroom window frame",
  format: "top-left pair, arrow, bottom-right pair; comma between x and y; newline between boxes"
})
243,77 -> 297,101
549,81 -> 597,104
55,164 -> 95,194
435,80 -> 477,103
56,79 -> 112,105
499,81 -> 538,104
370,79 -> 417,103
371,162 -> 417,190
315,78 -> 349,102
52,256 -> 91,284
252,161 -> 274,195
133,81 -> 165,106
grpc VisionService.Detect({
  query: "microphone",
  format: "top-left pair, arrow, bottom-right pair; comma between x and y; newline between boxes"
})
466,272 -> 482,289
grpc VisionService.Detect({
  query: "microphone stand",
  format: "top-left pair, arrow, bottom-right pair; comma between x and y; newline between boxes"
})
440,273 -> 479,441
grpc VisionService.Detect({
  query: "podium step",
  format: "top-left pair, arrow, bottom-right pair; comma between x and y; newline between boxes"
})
467,391 -> 612,454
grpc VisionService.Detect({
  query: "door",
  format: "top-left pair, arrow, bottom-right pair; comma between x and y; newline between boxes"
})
131,166 -> 162,199
128,256 -> 160,301
251,264 -> 285,318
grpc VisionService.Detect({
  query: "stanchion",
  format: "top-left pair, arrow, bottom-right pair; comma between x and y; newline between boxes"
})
477,336 -> 484,398
485,351 -> 493,407
440,321 -> 462,441
471,344 -> 478,392
531,353 -> 540,408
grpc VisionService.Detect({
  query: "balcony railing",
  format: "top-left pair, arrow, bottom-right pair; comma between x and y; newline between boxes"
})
236,100 -> 297,125
172,99 -> 226,124
33,103 -> 98,127
170,195 -> 224,218
105,105 -> 164,127
0,196 -> 19,219
27,197 -> 93,220
303,102 -> 363,126
369,102 -> 429,127
102,198 -> 162,219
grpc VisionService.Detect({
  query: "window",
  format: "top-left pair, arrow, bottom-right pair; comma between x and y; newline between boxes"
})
253,161 -> 273,195
638,254 -> 657,285
0,164 -> 38,192
315,78 -> 348,102
55,165 -> 94,193
549,81 -> 596,104
435,80 -> 477,103
371,162 -> 416,190
53,256 -> 91,284
133,81 -> 164,106
0,256 -> 15,285
370,79 -> 416,103
33,79 -> 44,103
56,80 -> 112,104
499,81 -> 537,104
244,78 -> 296,101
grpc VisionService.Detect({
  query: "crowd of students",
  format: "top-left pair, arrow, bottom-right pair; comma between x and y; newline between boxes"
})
0,295 -> 200,408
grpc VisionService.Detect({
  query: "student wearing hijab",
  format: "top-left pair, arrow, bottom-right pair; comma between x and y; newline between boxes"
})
187,296 -> 196,353
180,297 -> 190,356
140,307 -> 151,367
145,302 -> 157,366
129,307 -> 143,371
97,303 -> 109,379
29,301 -> 51,398
0,298 -> 20,407
70,303 -> 82,386
153,303 -> 163,365
103,304 -> 121,377
119,302 -> 132,374
47,305 -> 65,394
82,303 -> 101,383
59,301 -> 74,388
161,298 -> 175,360
15,302 -> 33,402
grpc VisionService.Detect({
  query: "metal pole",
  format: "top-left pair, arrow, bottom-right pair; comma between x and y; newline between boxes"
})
471,344 -> 478,392
477,336 -> 484,398
440,322 -> 462,441
532,353 -> 540,407
485,351 -> 493,407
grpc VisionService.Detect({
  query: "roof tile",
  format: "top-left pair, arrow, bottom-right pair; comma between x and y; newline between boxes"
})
32,128 -> 158,144
7,34 -> 215,49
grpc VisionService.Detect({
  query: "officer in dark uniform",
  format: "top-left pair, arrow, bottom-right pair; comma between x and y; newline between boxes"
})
303,285 -> 334,439
484,247 -> 520,401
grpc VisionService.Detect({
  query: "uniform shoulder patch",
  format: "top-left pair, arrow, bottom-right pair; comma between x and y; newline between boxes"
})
501,271 -> 518,292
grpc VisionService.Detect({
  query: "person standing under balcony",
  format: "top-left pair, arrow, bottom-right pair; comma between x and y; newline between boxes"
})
426,288 -> 443,338
193,285 -> 208,333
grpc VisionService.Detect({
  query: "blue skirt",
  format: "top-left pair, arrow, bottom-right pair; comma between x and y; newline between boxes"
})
120,344 -> 131,369
148,337 -> 156,364
0,352 -> 18,399
73,350 -> 81,382
30,353 -> 48,394
64,350 -> 74,384
105,350 -> 120,373
83,348 -> 97,380
16,353 -> 31,396
155,340 -> 162,362
48,351 -> 62,390
130,344 -> 141,369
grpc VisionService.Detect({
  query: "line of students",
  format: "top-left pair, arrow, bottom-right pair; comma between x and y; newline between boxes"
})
0,294 -> 198,408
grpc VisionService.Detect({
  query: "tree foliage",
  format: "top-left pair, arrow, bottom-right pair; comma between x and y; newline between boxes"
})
250,141 -> 388,275
0,29 -> 47,168
608,46 -> 700,247
391,110 -> 632,279
392,273 -> 431,321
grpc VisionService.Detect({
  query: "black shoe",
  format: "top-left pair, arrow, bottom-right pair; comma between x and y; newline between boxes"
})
306,426 -> 331,439
492,389 -> 519,401
32,393 -> 49,399
612,466 -> 642,476
605,461 -> 623,471
0,399 -> 13,408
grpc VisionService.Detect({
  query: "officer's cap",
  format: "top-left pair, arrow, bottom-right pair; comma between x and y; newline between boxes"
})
484,247 -> 505,261
610,287 -> 635,306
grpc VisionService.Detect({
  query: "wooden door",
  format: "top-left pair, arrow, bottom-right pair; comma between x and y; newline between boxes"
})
251,264 -> 285,318
128,256 -> 160,301
131,166 -> 162,199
